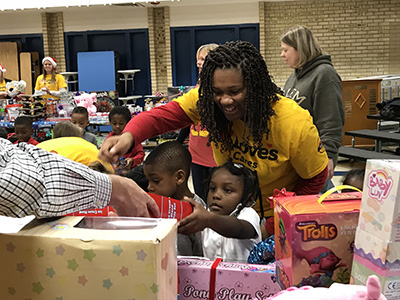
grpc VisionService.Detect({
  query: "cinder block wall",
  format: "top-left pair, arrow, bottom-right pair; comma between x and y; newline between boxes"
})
147,6 -> 172,94
41,12 -> 66,73
259,0 -> 400,87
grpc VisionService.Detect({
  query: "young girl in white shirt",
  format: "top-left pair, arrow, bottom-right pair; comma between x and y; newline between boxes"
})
178,159 -> 262,262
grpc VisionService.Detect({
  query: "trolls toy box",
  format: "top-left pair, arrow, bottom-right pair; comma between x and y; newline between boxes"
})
0,216 -> 177,299
177,258 -> 281,300
274,191 -> 362,289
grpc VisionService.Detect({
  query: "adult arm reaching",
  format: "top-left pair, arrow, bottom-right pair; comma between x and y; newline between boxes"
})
0,139 -> 159,218
99,100 -> 194,163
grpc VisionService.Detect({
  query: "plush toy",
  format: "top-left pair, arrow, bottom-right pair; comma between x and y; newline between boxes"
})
74,92 -> 97,115
5,80 -> 26,101
264,275 -> 386,300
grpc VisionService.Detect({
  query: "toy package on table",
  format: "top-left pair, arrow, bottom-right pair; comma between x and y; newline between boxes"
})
64,193 -> 192,221
0,216 -> 177,299
178,257 -> 281,300
274,190 -> 362,289
351,159 -> 400,300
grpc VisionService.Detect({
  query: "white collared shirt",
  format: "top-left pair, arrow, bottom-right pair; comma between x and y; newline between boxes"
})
202,207 -> 262,263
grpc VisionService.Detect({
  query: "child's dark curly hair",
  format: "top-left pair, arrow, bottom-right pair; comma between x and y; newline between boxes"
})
197,40 -> 282,153
205,158 -> 261,215
342,168 -> 365,191
108,106 -> 131,123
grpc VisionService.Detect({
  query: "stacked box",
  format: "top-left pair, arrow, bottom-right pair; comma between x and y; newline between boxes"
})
0,216 -> 177,299
178,258 -> 281,300
274,192 -> 362,289
351,159 -> 400,300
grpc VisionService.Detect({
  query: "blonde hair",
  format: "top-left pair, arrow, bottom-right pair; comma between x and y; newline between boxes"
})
88,161 -> 113,174
42,60 -> 57,84
281,25 -> 322,68
53,121 -> 83,138
196,43 -> 219,60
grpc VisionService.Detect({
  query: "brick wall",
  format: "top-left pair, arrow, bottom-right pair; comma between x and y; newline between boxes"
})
147,7 -> 172,94
259,0 -> 400,88
41,12 -> 66,73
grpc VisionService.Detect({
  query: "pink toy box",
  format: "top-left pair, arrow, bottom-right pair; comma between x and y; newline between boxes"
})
177,258 -> 281,300
274,191 -> 362,289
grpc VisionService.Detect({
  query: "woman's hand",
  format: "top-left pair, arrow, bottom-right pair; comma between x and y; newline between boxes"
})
327,158 -> 334,179
98,132 -> 134,164
41,87 -> 50,94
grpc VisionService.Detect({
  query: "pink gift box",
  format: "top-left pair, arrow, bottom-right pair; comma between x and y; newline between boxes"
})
178,258 -> 281,300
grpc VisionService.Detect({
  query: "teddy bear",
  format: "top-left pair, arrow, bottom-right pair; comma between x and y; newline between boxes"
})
74,92 -> 97,115
5,80 -> 26,102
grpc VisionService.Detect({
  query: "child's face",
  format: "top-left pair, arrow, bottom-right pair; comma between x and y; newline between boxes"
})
14,124 -> 33,143
207,167 -> 244,216
70,113 -> 89,131
110,114 -> 128,136
143,164 -> 178,198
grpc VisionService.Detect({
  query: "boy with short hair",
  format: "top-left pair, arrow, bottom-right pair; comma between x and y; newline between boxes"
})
70,106 -> 98,148
143,140 -> 206,256
10,116 -> 38,145
106,106 -> 145,172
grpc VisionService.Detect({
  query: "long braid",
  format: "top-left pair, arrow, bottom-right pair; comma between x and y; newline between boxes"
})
197,41 -> 281,153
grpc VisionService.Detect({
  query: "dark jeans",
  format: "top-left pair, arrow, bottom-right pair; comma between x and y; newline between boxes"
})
191,162 -> 213,201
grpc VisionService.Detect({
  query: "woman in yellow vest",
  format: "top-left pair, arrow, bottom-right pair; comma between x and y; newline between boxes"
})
34,57 -> 67,100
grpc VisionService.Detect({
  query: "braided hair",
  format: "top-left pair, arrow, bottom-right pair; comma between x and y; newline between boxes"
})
198,40 -> 281,153
205,158 -> 261,216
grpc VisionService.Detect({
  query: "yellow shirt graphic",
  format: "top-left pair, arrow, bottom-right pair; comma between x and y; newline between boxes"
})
175,88 -> 328,216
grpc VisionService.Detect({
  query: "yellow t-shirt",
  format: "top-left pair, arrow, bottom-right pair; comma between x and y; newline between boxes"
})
35,74 -> 67,100
37,137 -> 114,173
0,80 -> 6,92
174,88 -> 328,217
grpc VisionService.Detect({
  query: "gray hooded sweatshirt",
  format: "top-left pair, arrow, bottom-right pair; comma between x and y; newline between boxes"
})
283,54 -> 344,165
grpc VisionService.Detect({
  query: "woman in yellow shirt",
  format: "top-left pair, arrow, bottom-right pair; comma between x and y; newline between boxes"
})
34,57 -> 67,100
0,64 -> 11,98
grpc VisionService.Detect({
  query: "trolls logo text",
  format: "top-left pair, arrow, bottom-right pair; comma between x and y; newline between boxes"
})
367,170 -> 393,202
296,221 -> 337,242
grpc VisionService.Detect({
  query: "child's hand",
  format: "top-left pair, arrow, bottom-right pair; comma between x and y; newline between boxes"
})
178,197 -> 211,235
124,158 -> 134,170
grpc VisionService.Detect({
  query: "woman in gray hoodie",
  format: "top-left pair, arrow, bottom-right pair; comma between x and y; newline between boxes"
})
281,25 -> 344,191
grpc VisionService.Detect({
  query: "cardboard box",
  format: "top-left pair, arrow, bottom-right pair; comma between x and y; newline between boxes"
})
0,217 -> 177,299
353,227 -> 400,276
359,160 -> 400,242
178,258 -> 281,300
351,227 -> 400,300
274,192 -> 361,289
352,256 -> 400,300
